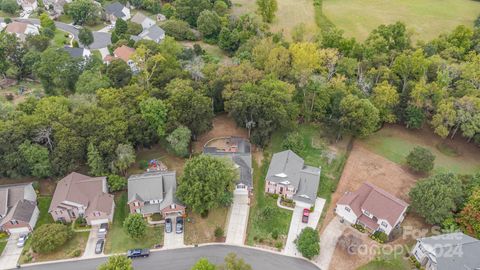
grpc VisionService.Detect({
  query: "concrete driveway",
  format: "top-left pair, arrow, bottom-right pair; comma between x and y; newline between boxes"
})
0,234 -> 22,270
284,198 -> 325,257
82,227 -> 105,258
164,218 -> 184,249
315,216 -> 348,270
225,189 -> 250,245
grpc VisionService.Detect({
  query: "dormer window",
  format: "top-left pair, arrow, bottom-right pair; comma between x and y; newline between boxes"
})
280,180 -> 290,185
275,173 -> 287,178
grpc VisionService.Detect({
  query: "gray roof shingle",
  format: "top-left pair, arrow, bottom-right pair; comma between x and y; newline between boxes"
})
105,2 -> 125,16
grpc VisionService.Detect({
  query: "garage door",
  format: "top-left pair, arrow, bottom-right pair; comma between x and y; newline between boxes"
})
8,227 -> 30,234
90,219 -> 109,225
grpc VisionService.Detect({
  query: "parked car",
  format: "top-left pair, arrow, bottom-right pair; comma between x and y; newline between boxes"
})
17,234 -> 29,247
95,239 -> 104,254
127,248 -> 150,259
98,223 -> 108,234
302,208 -> 310,223
176,216 -> 183,234
165,218 -> 172,233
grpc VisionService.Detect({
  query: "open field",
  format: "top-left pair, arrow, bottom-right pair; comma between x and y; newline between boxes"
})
184,208 -> 228,245
230,0 -> 317,40
104,193 -> 164,253
359,125 -> 480,174
323,0 -> 480,41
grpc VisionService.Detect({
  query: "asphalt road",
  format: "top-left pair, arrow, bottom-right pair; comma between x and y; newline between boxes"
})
20,245 -> 320,270
1,17 -> 111,49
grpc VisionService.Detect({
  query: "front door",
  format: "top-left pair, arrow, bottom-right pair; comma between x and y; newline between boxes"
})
280,187 -> 284,194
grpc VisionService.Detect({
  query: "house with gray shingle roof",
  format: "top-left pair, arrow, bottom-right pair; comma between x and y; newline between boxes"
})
127,171 -> 185,218
63,46 -> 91,59
130,12 -> 155,30
105,2 -> 130,22
138,25 -> 165,43
265,150 -> 321,207
0,183 -> 39,234
411,232 -> 480,270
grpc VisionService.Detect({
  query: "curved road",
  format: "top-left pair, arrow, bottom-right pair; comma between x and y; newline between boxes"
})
1,17 -> 111,49
21,245 -> 320,270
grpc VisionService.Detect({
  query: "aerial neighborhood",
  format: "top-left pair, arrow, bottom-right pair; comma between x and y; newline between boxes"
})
0,0 -> 480,269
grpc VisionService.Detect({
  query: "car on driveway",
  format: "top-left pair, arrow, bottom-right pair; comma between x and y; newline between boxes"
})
95,239 -> 104,254
17,234 -> 29,247
302,208 -> 310,223
127,248 -> 150,259
98,223 -> 108,234
165,218 -> 172,233
176,216 -> 183,234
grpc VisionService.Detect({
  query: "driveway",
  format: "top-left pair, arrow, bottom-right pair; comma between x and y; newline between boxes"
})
315,216 -> 348,270
164,219 -> 184,249
284,198 -> 326,257
0,234 -> 22,270
225,189 -> 249,245
82,227 -> 104,259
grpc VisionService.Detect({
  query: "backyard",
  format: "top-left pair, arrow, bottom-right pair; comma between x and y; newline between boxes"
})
104,193 -> 164,254
322,0 -> 480,41
128,144 -> 186,176
184,207 -> 228,245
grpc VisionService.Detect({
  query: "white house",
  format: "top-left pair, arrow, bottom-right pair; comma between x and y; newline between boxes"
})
336,182 -> 408,235
105,2 -> 131,22
17,0 -> 38,13
130,12 -> 155,30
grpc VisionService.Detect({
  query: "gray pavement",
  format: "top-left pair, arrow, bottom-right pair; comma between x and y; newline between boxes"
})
225,189 -> 249,245
315,216 -> 348,270
20,245 -> 320,270
0,234 -> 22,270
164,222 -> 185,249
82,227 -> 104,259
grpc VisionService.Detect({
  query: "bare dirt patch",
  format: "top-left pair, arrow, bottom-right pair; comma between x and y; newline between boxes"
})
193,114 -> 249,153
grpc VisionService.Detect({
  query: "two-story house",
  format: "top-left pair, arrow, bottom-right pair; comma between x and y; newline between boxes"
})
104,45 -> 137,71
49,172 -> 115,225
336,182 -> 409,235
127,171 -> 185,218
0,183 -> 39,234
5,21 -> 39,41
411,232 -> 480,270
264,150 -> 321,208
105,2 -> 130,23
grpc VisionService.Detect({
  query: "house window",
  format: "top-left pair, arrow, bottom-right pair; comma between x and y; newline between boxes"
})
133,202 -> 139,207
345,207 -> 351,212
364,210 -> 371,216
10,220 -> 19,225
381,221 -> 387,227
135,209 -> 141,213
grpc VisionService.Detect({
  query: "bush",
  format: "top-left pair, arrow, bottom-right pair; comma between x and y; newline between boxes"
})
107,174 -> 127,192
75,215 -> 87,226
214,226 -> 224,238
295,227 -> 320,259
406,147 -> 435,173
352,223 -> 366,233
370,231 -> 388,243
5,93 -> 14,101
271,229 -> 279,240
161,19 -> 198,41
281,132 -> 304,154
274,241 -> 283,250
139,159 -> 148,170
70,248 -> 82,257
31,224 -> 73,254
123,213 -> 147,239
271,193 -> 279,200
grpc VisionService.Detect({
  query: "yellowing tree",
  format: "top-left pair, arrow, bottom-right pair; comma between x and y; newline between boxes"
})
371,81 -> 400,123
289,42 -> 321,86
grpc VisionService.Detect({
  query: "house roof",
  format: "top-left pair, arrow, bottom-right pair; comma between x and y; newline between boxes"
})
127,171 -> 181,215
11,200 -> 36,222
0,183 -> 36,217
63,46 -> 87,58
139,25 -> 164,41
130,12 -> 153,26
49,172 -> 112,215
418,232 -> 480,270
5,21 -> 28,34
105,2 -> 126,18
292,165 -> 321,205
113,45 -> 135,62
337,182 -> 409,226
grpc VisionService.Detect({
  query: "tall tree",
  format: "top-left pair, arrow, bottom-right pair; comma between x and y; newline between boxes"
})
458,188 -> 480,238
174,0 -> 212,26
39,12 -> 56,32
106,59 -> 132,88
68,0 -> 101,25
406,146 -> 435,173
18,140 -> 51,178
197,10 -> 222,39
166,125 -> 191,157
295,227 -> 320,259
98,255 -> 133,270
339,94 -> 380,137
370,81 -> 400,123
78,27 -> 94,48
139,97 -> 168,137
87,142 -> 106,176
256,0 -> 277,23
123,213 -> 147,238
113,143 -> 136,175
192,258 -> 217,270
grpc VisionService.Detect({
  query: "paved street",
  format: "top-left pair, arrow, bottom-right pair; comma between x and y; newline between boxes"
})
20,245 -> 320,270
0,234 -> 22,270
284,198 -> 326,256
315,217 -> 348,270
225,189 -> 249,245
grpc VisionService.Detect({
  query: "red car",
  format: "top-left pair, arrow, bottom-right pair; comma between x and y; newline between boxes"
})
302,208 -> 310,223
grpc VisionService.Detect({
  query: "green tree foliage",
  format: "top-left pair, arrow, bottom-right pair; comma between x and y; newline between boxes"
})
68,0 -> 101,25
87,142 -> 106,176
31,224 -> 73,254
39,13 -> 56,32
409,173 -> 464,225
197,10 -> 222,39
213,0 -> 228,16
177,155 -> 237,214
281,132 -> 304,154
106,59 -> 132,88
370,81 -> 399,123
192,258 -> 217,270
98,255 -> 133,270
139,97 -> 168,137
166,125 -> 191,157
123,213 -> 147,239
78,27 -> 94,47
404,105 -> 426,129
75,70 -> 111,94
458,188 -> 480,238
161,19 -> 198,41
406,146 -> 435,173
18,140 -> 51,178
0,0 -> 19,14
126,21 -> 143,35
113,143 -> 136,175
218,253 -> 252,270
107,174 -> 127,191
174,0 -> 212,26
295,227 -> 320,259
339,95 -> 380,137
256,0 -> 277,23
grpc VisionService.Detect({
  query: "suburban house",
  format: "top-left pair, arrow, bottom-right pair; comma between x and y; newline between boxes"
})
105,2 -> 131,22
138,25 -> 165,43
63,46 -> 91,59
203,137 -> 253,191
411,232 -> 480,270
264,150 -> 321,208
130,12 -> 155,30
49,172 -> 115,225
43,0 -> 70,14
0,183 -> 39,234
336,182 -> 409,235
16,0 -> 38,12
104,45 -> 137,70
5,21 -> 39,41
127,171 -> 185,218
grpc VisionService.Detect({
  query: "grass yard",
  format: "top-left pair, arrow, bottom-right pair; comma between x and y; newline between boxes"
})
230,0 -> 317,40
359,125 -> 480,174
57,14 -> 73,24
0,240 -> 6,256
52,29 -> 71,47
104,193 -> 164,254
322,0 -> 480,41
35,196 -> 53,228
128,144 -> 186,176
357,253 -> 410,270
184,207 -> 228,245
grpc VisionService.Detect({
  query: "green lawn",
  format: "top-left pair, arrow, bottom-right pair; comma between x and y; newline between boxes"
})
104,193 -> 164,254
359,125 -> 480,174
358,254 -> 410,270
0,238 -> 7,255
35,196 -> 53,228
57,14 -> 73,24
323,0 -> 480,41
52,29 -> 71,47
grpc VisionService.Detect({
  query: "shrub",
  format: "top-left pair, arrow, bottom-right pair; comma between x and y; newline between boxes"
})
31,181 -> 40,192
123,213 -> 147,239
70,248 -> 82,257
281,132 -> 304,154
295,227 -> 320,259
139,159 -> 148,170
107,174 -> 127,192
31,224 -> 73,254
161,19 -> 198,41
271,229 -> 279,240
5,93 -> 14,101
274,241 -> 283,250
271,194 -> 279,200
406,147 -> 435,173
214,226 -> 224,238
352,223 -> 366,233
370,231 -> 388,243
75,215 -> 87,226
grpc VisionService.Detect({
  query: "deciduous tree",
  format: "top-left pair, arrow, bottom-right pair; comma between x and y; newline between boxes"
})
406,146 -> 435,173
295,227 -> 320,259
256,0 -> 277,23
98,255 -> 133,270
123,213 -> 147,238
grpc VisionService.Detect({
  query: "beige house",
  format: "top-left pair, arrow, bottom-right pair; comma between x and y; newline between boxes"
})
49,172 -> 115,225
0,183 -> 39,234
5,21 -> 39,41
